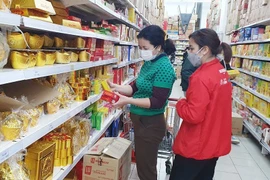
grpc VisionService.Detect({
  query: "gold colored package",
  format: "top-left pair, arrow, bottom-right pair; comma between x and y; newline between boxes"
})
28,53 -> 37,67
56,51 -> 70,64
36,51 -> 46,66
77,117 -> 91,147
28,34 -> 44,49
0,151 -> 30,180
44,99 -> 60,114
45,52 -> 56,65
0,114 -> 22,141
44,35 -> 54,47
25,141 -> 56,180
16,110 -> 32,133
0,32 -> 10,68
9,51 -> 29,69
70,37 -> 86,48
79,50 -> 90,62
7,32 -> 30,49
69,51 -> 79,62
54,37 -> 64,47
27,107 -> 43,127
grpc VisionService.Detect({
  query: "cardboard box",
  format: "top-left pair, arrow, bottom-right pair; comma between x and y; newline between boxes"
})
232,112 -> 243,135
0,80 -> 59,111
83,137 -> 132,180
11,0 -> 56,15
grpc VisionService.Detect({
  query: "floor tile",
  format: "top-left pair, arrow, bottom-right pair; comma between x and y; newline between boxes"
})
215,163 -> 238,173
214,171 -> 241,180
229,151 -> 253,160
235,165 -> 267,178
232,157 -> 259,167
217,155 -> 234,165
239,175 -> 268,180
231,143 -> 248,153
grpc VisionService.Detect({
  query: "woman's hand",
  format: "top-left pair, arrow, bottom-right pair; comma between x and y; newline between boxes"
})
112,92 -> 131,108
107,80 -> 118,92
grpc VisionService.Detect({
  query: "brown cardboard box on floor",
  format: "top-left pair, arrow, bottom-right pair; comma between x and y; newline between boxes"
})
83,137 -> 132,180
232,112 -> 243,136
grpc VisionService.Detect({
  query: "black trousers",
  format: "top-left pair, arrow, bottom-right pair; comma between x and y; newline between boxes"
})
131,113 -> 166,180
169,154 -> 218,180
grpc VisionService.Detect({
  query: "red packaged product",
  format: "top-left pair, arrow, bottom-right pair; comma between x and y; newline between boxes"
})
101,90 -> 120,103
68,16 -> 82,22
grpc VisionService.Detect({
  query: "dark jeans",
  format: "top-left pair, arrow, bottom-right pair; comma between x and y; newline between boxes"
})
170,154 -> 218,180
131,113 -> 166,180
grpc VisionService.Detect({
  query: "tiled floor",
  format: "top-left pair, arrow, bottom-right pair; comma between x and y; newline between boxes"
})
128,136 -> 270,180
128,80 -> 270,180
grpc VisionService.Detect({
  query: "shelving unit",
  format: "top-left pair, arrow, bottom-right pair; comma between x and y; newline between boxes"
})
231,80 -> 270,103
53,109 -> 123,179
232,55 -> 270,62
232,97 -> 270,153
0,58 -> 118,85
0,94 -> 102,164
0,0 -> 153,178
235,68 -> 270,81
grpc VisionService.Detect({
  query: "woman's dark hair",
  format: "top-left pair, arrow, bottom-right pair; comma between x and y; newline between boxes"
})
137,25 -> 176,55
189,28 -> 232,62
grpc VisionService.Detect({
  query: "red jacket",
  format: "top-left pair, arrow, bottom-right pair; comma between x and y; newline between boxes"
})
173,59 -> 232,160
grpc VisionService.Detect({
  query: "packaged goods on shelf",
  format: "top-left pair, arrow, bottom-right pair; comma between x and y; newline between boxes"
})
25,141 -> 56,180
0,151 -> 30,180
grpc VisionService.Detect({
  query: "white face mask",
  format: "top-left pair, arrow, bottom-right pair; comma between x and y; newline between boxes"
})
139,47 -> 157,61
188,47 -> 204,67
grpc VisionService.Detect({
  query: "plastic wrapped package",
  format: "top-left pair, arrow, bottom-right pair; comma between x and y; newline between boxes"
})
26,107 -> 43,127
0,151 -> 30,180
0,32 -> 10,68
16,110 -> 32,133
55,74 -> 76,108
0,114 -> 23,140
76,117 -> 91,147
44,98 -> 61,114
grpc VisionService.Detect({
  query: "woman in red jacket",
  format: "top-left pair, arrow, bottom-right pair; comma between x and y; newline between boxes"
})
170,29 -> 232,180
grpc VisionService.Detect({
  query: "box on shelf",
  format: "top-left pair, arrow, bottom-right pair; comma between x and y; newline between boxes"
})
11,0 -> 56,15
83,137 -> 132,180
232,112 -> 244,136
0,80 -> 59,112
25,141 -> 56,180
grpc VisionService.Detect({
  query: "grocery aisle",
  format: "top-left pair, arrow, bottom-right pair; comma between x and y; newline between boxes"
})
128,80 -> 270,180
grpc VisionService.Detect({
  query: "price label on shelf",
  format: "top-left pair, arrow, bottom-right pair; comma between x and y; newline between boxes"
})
48,123 -> 54,132
0,150 -> 9,163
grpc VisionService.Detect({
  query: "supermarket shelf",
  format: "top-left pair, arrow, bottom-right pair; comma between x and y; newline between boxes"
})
61,0 -> 140,31
0,94 -> 102,164
243,120 -> 270,153
119,41 -> 138,46
233,55 -> 270,62
113,58 -> 143,68
233,97 -> 270,124
236,68 -> 270,81
226,18 -> 270,35
22,17 -> 120,42
231,80 -> 270,103
0,11 -> 21,27
123,76 -> 137,85
0,58 -> 118,85
231,39 -> 270,45
53,109 -> 123,180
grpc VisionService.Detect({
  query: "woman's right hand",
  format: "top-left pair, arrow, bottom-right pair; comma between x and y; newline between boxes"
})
107,81 -> 118,92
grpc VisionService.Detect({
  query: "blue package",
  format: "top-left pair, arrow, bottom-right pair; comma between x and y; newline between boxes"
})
251,27 -> 259,40
244,27 -> 252,41
239,29 -> 245,42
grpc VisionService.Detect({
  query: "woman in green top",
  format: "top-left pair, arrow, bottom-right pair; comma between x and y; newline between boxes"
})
109,25 -> 176,180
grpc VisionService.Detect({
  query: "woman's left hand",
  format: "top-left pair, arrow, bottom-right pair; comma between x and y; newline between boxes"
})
112,92 -> 131,108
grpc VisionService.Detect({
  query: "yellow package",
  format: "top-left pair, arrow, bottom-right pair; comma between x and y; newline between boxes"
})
259,100 -> 268,117
101,80 -> 111,91
253,96 -> 260,110
93,79 -> 102,94
244,91 -> 254,107
267,103 -> 270,118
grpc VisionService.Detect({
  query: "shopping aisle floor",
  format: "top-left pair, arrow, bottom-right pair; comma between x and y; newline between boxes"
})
128,80 -> 270,180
